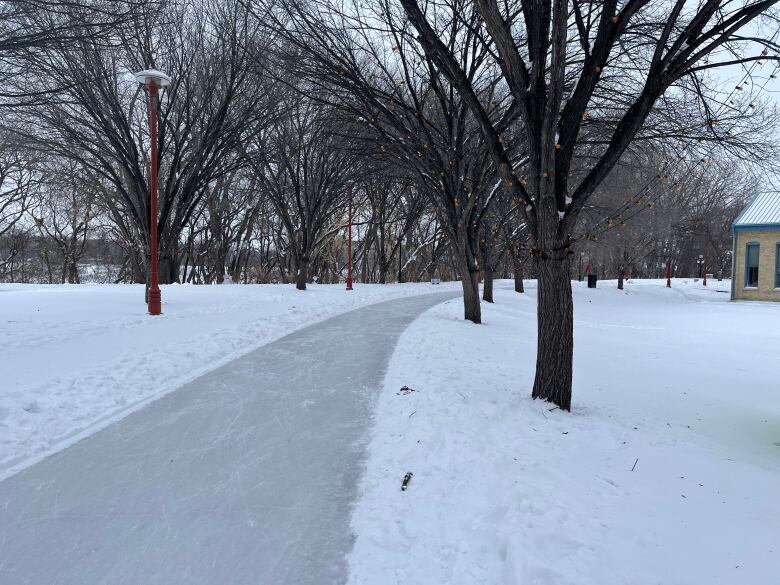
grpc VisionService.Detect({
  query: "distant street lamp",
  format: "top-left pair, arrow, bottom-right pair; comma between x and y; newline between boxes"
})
703,227 -> 709,287
346,184 -> 353,291
697,254 -> 704,279
135,69 -> 171,315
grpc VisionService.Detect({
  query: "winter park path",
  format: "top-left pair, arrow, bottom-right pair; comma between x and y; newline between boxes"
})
0,292 -> 457,585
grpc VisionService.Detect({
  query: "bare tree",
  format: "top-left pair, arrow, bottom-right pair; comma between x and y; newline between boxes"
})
7,0 -> 274,287
247,99 -> 355,290
0,0 -> 146,103
256,0 -> 523,321
0,134 -> 34,238
28,158 -> 96,283
400,0 -> 780,409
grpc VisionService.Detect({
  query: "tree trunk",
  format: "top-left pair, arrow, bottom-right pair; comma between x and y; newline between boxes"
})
42,244 -> 53,284
514,264 -> 524,293
215,248 -> 227,283
230,248 -> 247,283
617,267 -> 624,290
511,250 -> 525,293
460,267 -> 481,323
295,256 -> 309,290
532,255 -> 573,411
378,248 -> 387,284
459,253 -> 482,323
67,260 -> 79,284
153,228 -> 181,284
482,266 -> 494,303
158,250 -> 180,284
479,224 -> 493,303
131,250 -> 145,284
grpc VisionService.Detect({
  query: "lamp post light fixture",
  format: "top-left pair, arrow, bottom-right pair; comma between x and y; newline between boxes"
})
697,254 -> 704,279
135,69 -> 171,315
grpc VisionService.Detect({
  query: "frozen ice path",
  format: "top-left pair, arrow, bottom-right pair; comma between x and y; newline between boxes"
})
0,292 -> 457,585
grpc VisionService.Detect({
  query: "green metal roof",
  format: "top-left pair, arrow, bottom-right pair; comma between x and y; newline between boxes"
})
732,192 -> 780,229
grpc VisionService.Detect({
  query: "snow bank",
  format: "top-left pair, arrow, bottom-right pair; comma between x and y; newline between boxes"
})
348,278 -> 780,585
0,281 -> 459,479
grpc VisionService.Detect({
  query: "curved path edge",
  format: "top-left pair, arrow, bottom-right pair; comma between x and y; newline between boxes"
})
0,292 -> 458,585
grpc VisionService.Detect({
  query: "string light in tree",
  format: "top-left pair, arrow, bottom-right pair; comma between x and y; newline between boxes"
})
578,47 -> 777,243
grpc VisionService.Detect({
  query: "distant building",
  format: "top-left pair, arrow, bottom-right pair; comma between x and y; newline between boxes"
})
731,192 -> 780,301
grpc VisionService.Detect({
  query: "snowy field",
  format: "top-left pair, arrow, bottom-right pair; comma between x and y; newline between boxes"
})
3,278 -> 778,584
349,279 -> 780,585
0,281 -> 459,479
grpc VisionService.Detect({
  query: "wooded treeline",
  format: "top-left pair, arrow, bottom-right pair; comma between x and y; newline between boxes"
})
1,0 -> 778,407
0,150 -> 754,289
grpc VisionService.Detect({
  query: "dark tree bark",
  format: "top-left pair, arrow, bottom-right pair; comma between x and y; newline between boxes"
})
482,265 -> 494,303
480,223 -> 495,303
460,259 -> 481,323
512,252 -> 525,293
158,240 -> 181,284
457,227 -> 483,322
515,269 -> 524,293
295,255 -> 309,290
65,259 -> 79,284
532,255 -> 573,410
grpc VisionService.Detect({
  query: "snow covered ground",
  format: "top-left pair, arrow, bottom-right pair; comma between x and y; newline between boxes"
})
348,278 -> 780,585
0,281 -> 459,479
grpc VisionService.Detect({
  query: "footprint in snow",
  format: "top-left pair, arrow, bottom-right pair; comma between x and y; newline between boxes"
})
22,401 -> 42,414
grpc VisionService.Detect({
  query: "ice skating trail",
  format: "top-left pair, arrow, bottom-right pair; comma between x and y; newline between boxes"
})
0,292 -> 457,585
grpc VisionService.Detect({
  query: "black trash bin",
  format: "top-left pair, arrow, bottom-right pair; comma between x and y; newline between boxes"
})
587,274 -> 597,289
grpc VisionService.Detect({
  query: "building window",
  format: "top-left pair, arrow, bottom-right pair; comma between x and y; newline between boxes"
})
776,243 -> 780,288
745,242 -> 759,287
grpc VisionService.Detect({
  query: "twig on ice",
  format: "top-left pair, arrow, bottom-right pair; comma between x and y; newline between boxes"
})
401,472 -> 413,491
631,458 -> 639,472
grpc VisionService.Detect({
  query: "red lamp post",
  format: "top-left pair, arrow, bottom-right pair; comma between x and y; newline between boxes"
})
346,184 -> 353,291
135,69 -> 171,315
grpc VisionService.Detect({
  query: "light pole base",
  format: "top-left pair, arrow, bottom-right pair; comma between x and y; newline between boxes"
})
148,287 -> 162,315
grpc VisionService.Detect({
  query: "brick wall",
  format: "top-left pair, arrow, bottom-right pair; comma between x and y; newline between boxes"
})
733,228 -> 780,301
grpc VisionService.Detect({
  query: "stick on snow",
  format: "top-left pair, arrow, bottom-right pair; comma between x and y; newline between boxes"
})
401,472 -> 413,491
